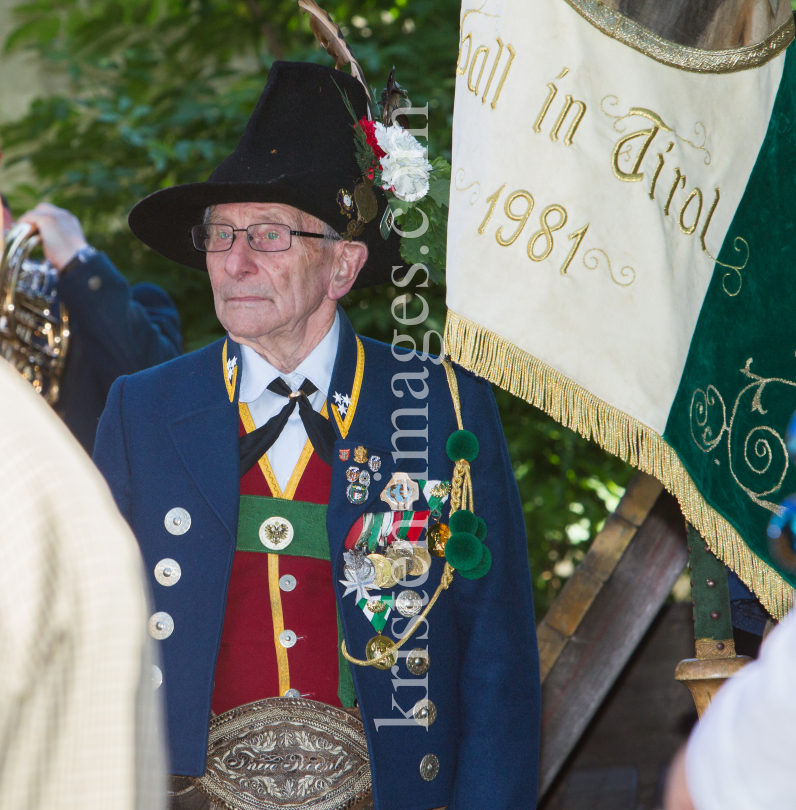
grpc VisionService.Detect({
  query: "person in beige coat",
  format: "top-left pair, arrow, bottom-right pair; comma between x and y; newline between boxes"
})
0,357 -> 166,810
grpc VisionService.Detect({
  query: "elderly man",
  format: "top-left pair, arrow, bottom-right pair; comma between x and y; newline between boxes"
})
94,60 -> 540,810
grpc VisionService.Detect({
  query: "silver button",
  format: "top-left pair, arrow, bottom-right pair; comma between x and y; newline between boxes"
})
406,648 -> 430,676
87,275 -> 102,291
419,753 -> 439,781
413,698 -> 437,727
148,611 -> 174,640
259,516 -> 294,550
279,630 -> 297,648
284,688 -> 301,699
165,508 -> 191,535
154,558 -> 181,586
279,574 -> 297,592
151,665 -> 163,690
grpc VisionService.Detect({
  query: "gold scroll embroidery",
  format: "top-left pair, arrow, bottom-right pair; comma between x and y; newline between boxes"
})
444,309 -> 794,621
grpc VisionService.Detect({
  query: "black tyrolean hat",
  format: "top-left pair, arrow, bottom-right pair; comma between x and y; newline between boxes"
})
128,61 -> 402,288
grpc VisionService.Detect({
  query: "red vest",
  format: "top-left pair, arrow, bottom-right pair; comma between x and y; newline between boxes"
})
211,419 -> 340,714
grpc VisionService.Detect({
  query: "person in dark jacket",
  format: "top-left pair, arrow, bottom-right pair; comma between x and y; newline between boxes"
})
7,201 -> 182,453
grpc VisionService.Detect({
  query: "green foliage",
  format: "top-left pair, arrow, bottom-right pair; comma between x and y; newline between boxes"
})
393,155 -> 449,282
336,84 -> 381,183
0,0 -> 634,614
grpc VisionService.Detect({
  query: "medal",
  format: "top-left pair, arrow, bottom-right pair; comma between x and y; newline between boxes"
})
366,598 -> 388,614
354,445 -> 368,464
353,513 -> 382,553
358,470 -> 371,487
337,188 -> 355,217
421,479 -> 451,513
365,634 -> 396,670
427,522 -> 450,557
339,448 -> 350,461
388,540 -> 415,574
395,589 -> 422,618
385,550 -> 411,583
343,549 -> 375,582
411,545 -> 432,576
379,472 -> 420,510
346,466 -> 360,483
347,482 -> 369,504
367,553 -> 392,588
368,455 -> 381,472
339,556 -> 376,602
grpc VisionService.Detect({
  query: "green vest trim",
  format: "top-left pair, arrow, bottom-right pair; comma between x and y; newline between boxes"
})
237,495 -> 330,559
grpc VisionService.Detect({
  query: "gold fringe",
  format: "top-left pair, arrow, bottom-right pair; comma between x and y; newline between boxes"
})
444,309 -> 794,619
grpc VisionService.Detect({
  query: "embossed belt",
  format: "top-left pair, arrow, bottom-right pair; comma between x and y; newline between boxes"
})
168,698 -> 372,810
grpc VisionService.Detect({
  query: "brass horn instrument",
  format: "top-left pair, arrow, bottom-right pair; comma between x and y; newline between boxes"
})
0,222 -> 69,404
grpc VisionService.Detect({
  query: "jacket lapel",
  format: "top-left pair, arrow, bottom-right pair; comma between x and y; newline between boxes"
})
325,313 -> 418,562
328,307 -> 364,440
167,338 -> 242,543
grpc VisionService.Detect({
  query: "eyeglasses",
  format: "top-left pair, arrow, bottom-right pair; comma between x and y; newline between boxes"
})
191,222 -> 328,253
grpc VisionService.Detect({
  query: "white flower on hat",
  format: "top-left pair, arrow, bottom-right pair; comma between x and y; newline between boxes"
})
374,122 -> 433,203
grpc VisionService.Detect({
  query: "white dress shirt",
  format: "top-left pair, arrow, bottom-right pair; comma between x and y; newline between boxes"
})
685,612 -> 796,810
239,312 -> 340,492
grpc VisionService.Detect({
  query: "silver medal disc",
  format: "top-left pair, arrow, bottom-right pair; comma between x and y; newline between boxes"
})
395,589 -> 423,617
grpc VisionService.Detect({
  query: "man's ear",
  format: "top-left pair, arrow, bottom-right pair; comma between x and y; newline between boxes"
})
328,239 -> 369,300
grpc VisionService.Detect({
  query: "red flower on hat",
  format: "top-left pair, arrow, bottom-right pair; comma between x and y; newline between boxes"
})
358,116 -> 386,160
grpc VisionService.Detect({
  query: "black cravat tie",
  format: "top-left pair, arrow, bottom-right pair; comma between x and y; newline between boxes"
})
239,377 -> 337,475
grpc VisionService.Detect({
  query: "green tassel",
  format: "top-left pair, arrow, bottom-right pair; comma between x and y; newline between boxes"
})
459,546 -> 492,579
446,429 -> 479,462
449,509 -> 478,535
445,532 -> 483,571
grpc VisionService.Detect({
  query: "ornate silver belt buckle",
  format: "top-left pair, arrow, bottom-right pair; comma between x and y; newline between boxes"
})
168,697 -> 372,810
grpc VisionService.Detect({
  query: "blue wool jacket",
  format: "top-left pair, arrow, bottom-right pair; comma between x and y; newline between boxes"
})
56,252 -> 182,454
94,308 -> 540,810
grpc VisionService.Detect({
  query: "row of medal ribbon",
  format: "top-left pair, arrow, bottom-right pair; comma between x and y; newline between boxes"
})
339,479 -> 451,631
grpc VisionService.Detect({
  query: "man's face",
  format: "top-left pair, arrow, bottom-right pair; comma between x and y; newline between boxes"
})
205,202 -> 343,342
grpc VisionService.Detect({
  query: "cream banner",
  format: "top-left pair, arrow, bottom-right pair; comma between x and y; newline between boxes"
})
445,0 -> 783,435
444,0 -> 796,617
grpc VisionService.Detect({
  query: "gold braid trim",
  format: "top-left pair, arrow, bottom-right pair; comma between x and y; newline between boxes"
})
563,0 -> 794,75
444,309 -> 794,619
442,358 -> 475,514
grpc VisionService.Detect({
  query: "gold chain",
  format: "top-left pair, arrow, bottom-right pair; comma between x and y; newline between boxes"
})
450,458 -> 474,513
340,563 -> 455,667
